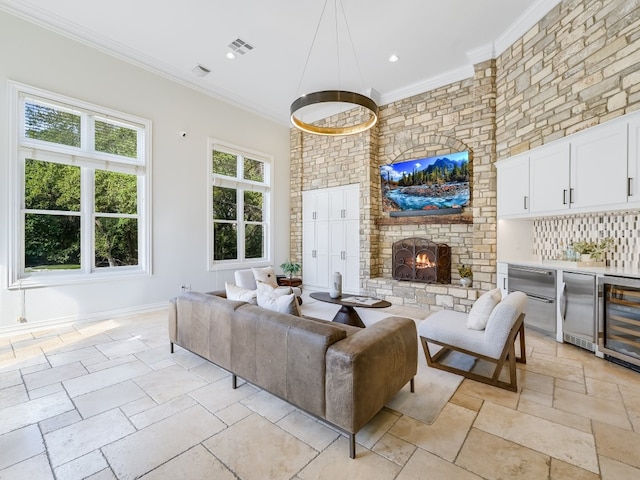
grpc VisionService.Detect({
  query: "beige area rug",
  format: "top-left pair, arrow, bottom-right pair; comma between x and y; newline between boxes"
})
300,299 -> 474,425
385,334 -> 474,425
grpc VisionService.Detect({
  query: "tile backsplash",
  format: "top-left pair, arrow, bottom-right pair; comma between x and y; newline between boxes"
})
533,211 -> 640,269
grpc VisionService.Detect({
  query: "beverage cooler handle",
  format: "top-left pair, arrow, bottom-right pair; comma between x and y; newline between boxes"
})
561,282 -> 568,321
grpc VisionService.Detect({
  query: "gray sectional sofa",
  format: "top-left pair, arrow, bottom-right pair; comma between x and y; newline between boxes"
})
168,291 -> 418,458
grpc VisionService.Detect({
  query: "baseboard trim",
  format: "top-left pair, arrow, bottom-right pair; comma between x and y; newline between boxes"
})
0,301 -> 168,337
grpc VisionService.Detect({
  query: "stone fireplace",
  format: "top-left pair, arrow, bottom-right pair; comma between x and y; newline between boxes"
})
392,238 -> 451,284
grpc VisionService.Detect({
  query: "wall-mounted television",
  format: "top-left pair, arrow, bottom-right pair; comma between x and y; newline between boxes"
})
380,151 -> 469,216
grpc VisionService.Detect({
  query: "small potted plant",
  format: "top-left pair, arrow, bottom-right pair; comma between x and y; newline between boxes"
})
458,264 -> 472,287
280,260 -> 301,279
573,237 -> 613,263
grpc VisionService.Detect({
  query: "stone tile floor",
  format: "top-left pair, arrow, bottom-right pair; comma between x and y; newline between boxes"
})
1,296 -> 640,479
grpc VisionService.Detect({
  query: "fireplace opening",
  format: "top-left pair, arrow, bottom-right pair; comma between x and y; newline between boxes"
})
392,238 -> 451,284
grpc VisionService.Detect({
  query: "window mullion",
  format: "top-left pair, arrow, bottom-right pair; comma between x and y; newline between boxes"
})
81,168 -> 94,273
83,113 -> 94,152
237,187 -> 245,262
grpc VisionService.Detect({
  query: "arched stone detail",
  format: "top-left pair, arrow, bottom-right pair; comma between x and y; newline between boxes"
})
387,134 -> 472,166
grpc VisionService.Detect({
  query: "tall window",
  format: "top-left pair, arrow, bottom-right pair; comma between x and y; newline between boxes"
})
9,82 -> 151,287
209,140 -> 271,268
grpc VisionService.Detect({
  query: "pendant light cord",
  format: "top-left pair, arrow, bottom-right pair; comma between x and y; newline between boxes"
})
295,0 -> 330,96
334,0 -> 341,92
338,0 -> 366,93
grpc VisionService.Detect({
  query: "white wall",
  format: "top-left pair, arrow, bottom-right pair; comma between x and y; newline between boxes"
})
0,11 -> 291,329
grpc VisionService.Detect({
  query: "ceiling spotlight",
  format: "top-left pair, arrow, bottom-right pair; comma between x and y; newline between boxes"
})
225,51 -> 236,60
191,64 -> 211,77
389,54 -> 399,63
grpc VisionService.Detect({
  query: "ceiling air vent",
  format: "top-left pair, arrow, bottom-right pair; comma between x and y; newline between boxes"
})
228,38 -> 254,56
191,64 -> 211,77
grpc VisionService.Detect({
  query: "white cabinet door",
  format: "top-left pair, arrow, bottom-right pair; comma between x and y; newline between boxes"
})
304,189 -> 330,221
329,220 -> 345,284
302,221 -> 317,287
302,189 -> 330,288
496,262 -> 508,298
570,121 -> 628,209
343,219 -> 360,293
529,142 -> 571,214
316,220 -> 330,287
497,155 -> 530,217
329,184 -> 359,220
302,221 -> 329,288
628,116 -> 640,203
302,185 -> 358,291
327,219 -> 359,294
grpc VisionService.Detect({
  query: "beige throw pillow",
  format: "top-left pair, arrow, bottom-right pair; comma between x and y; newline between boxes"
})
256,282 -> 300,316
467,288 -> 502,330
251,266 -> 279,288
225,282 -> 257,304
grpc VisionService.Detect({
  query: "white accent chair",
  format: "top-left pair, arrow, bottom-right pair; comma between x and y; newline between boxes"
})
234,269 -> 302,297
418,291 -> 527,392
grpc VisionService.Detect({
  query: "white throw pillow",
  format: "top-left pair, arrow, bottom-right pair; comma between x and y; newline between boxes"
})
256,281 -> 291,297
251,266 -> 279,288
225,282 -> 257,304
257,286 -> 300,316
467,288 -> 502,330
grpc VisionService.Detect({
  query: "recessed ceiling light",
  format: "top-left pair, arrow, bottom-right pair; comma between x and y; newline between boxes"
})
225,51 -> 237,60
191,64 -> 211,77
389,54 -> 399,63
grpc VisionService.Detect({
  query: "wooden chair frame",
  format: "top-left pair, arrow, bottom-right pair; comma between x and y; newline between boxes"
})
420,313 -> 527,392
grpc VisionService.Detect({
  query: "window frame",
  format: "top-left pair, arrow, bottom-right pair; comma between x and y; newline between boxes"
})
208,139 -> 273,271
8,81 -> 152,289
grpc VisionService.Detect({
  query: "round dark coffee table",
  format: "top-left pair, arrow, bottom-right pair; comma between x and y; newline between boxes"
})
309,292 -> 391,328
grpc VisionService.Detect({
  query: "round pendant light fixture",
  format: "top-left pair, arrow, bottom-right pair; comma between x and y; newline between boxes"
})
290,90 -> 378,136
290,0 -> 378,136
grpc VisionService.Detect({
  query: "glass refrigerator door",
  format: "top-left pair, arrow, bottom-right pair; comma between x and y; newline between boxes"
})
604,284 -> 640,361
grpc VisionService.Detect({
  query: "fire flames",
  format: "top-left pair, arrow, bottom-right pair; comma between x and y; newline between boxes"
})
415,253 -> 435,269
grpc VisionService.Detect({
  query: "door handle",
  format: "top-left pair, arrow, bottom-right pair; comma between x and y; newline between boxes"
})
563,189 -> 568,205
526,293 -> 555,303
312,250 -> 316,258
510,267 -> 553,276
569,188 -> 574,204
629,177 -> 633,197
503,277 -> 507,289
561,282 -> 568,321
523,196 -> 528,210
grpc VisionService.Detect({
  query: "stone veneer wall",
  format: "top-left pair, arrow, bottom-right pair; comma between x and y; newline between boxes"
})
496,0 -> 640,157
496,0 -> 640,269
290,61 -> 498,312
290,0 -> 640,311
289,111 -> 377,286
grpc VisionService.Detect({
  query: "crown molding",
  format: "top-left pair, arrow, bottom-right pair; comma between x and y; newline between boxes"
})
494,0 -> 564,56
466,43 -> 496,66
379,65 -> 474,106
0,1 -> 285,125
0,0 -> 563,123
380,0 -> 561,106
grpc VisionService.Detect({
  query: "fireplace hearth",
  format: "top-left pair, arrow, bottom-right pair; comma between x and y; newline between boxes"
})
392,238 -> 451,284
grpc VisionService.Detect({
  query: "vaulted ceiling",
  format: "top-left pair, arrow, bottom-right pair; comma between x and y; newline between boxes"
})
0,0 -> 561,125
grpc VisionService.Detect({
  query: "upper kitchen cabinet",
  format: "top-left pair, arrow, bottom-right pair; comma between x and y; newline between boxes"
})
529,142 -> 571,214
569,120 -> 628,210
496,153 -> 530,217
498,110 -> 640,219
628,114 -> 640,203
